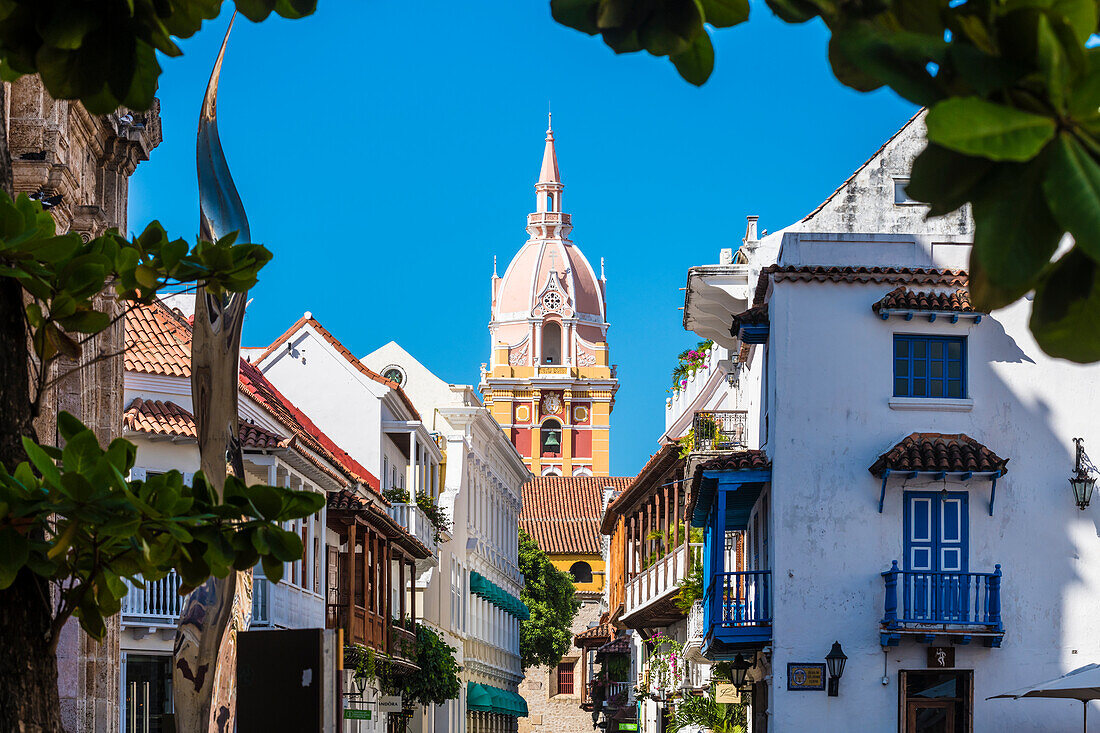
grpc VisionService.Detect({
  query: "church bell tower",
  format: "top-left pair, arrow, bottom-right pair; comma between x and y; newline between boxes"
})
479,117 -> 618,477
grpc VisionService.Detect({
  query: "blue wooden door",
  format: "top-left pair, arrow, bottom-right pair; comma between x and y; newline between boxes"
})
904,492 -> 969,622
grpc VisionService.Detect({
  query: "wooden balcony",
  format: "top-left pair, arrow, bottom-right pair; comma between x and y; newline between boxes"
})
121,571 -> 183,627
583,681 -> 631,712
881,562 -> 1004,647
622,542 -> 702,628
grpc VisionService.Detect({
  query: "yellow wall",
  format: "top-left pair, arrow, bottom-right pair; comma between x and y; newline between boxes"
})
549,553 -> 605,594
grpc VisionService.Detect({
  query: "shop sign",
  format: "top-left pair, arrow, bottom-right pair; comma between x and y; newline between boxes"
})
344,709 -> 372,720
619,724 -> 639,731
714,684 -> 741,703
786,663 -> 826,691
379,696 -> 402,713
927,647 -> 955,668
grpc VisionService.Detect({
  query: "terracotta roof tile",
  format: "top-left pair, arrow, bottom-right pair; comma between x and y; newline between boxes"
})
521,476 -> 634,555
869,433 -> 1008,477
871,287 -> 976,315
124,398 -> 285,449
732,303 -> 769,328
255,315 -> 421,419
125,303 -> 378,490
124,301 -> 192,377
689,450 -> 772,497
753,266 -> 969,307
575,623 -> 613,649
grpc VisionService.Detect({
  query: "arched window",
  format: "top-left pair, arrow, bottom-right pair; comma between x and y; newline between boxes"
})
542,321 -> 562,364
540,419 -> 562,457
569,561 -> 593,584
546,193 -> 555,212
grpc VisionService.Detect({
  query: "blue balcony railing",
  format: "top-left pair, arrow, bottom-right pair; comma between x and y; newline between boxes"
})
706,571 -> 771,627
881,561 -> 1003,645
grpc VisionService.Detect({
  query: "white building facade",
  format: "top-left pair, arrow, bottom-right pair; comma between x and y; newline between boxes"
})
680,112 -> 1100,732
361,342 -> 530,733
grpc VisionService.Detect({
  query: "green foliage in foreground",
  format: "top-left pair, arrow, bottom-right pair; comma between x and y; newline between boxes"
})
0,0 -> 316,114
553,0 -> 1100,363
519,529 -> 580,670
0,412 -> 323,642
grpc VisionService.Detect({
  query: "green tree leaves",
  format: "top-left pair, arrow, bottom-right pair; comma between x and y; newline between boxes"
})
0,0 -> 316,113
550,0 -> 748,85
926,99 -> 1057,161
518,529 -> 580,670
0,412 -> 323,640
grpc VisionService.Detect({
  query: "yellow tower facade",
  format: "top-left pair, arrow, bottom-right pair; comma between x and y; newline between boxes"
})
480,118 -> 618,477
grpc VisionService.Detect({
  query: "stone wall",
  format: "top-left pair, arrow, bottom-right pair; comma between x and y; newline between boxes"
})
8,74 -> 161,733
518,598 -> 602,733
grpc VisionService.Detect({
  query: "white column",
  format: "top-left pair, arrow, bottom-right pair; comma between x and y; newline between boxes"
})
409,432 -> 418,497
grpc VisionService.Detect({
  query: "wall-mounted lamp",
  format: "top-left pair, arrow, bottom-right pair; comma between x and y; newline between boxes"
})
730,653 -> 752,689
1071,438 -> 1096,510
825,641 -> 847,697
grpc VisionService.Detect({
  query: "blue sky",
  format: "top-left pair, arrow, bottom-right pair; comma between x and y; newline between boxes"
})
129,1 -> 917,476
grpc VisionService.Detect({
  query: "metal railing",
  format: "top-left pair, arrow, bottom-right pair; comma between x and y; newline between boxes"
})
121,570 -> 183,625
692,411 -> 748,452
882,562 -> 1003,630
705,571 -> 771,627
626,543 -> 702,616
387,502 -> 438,556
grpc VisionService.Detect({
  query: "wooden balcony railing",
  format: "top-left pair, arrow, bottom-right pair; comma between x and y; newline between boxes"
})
121,571 -> 182,626
626,543 -> 702,616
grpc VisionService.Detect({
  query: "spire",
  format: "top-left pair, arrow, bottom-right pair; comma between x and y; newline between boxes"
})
538,112 -> 560,186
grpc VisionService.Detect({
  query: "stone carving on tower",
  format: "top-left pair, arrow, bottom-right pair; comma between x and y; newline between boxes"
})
480,117 -> 618,477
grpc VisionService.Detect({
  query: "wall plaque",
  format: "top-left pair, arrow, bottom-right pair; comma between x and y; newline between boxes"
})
379,696 -> 403,713
927,647 -> 955,668
715,683 -> 741,703
787,663 -> 826,691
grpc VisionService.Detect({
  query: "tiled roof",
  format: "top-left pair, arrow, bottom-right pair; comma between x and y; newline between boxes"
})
125,301 -> 192,377
753,266 -> 969,306
239,360 -> 379,490
328,488 -> 367,511
326,490 -> 431,559
125,302 -> 378,490
254,314 -> 421,419
521,476 -> 634,555
733,303 -> 769,327
124,398 -> 284,449
869,433 -> 1008,477
689,450 -> 772,494
575,623 -> 613,648
601,444 -> 680,535
871,287 -> 976,314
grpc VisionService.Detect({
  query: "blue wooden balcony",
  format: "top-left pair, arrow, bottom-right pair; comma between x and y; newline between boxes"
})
701,570 -> 772,659
880,561 -> 1004,647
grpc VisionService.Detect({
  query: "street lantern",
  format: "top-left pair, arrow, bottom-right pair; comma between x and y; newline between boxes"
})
730,653 -> 752,689
826,641 -> 847,697
353,670 -> 368,696
1070,438 -> 1096,511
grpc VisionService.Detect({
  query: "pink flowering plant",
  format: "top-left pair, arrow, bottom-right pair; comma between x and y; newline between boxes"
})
642,632 -> 687,703
670,340 -> 714,391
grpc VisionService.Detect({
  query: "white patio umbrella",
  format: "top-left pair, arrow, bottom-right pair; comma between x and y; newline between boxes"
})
988,663 -> 1100,732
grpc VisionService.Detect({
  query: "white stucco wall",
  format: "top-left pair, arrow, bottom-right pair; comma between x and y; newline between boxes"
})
757,265 -> 1100,731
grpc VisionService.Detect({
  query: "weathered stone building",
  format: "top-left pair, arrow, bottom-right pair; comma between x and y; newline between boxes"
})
7,75 -> 161,733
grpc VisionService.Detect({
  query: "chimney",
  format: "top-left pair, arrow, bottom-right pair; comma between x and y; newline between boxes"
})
744,215 -> 759,246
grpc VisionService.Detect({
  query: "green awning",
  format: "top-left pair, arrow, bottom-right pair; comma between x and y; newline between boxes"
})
469,571 -> 530,621
467,682 -> 493,712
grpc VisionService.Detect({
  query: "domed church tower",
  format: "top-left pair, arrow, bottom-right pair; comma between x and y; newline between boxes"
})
480,117 -> 618,477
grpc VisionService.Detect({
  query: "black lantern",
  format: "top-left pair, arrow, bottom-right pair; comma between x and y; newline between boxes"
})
1071,438 -> 1096,511
825,641 -> 847,697
730,653 -> 752,689
352,670 -> 368,696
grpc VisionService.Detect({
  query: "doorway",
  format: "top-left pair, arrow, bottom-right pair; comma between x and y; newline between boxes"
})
900,670 -> 972,733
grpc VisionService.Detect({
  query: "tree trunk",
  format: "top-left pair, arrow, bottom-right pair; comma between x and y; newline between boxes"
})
0,276 -> 64,733
0,84 -> 65,733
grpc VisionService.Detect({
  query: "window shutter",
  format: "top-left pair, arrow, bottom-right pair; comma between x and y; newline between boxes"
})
550,664 -> 558,697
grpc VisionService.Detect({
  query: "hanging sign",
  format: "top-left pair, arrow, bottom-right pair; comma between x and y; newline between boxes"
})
786,663 -> 826,691
927,647 -> 955,669
379,696 -> 403,713
619,725 -> 639,731
344,709 -> 372,720
714,684 -> 741,703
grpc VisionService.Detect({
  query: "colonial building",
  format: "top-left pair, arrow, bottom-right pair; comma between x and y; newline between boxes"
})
361,341 -> 531,733
6,74 -> 163,732
679,112 -> 1100,732
480,118 -> 618,478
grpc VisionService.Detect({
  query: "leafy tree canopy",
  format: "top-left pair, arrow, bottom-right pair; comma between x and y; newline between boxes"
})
398,624 -> 462,706
0,0 -> 316,114
518,528 -> 580,670
552,0 -> 1100,363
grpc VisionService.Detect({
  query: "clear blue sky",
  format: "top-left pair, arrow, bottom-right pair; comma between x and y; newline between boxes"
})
129,1 -> 917,476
